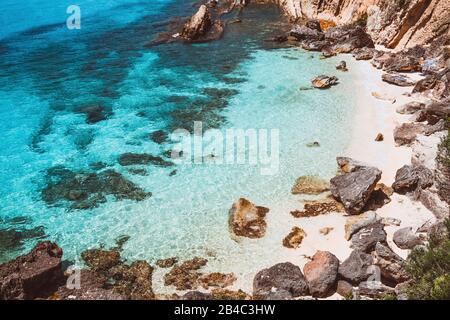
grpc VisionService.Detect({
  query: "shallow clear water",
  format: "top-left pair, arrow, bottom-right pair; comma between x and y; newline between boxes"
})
0,0 -> 357,283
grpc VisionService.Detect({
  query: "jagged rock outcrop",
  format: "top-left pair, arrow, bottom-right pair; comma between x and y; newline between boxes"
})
0,241 -> 64,300
274,0 -> 450,50
180,4 -> 225,43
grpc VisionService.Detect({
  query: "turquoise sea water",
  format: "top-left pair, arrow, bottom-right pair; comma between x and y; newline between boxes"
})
0,1 -> 357,282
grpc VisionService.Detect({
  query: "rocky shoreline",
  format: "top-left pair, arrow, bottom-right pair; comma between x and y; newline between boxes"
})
1,0 -> 449,300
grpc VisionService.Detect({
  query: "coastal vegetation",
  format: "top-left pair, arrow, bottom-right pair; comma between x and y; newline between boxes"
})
406,219 -> 450,300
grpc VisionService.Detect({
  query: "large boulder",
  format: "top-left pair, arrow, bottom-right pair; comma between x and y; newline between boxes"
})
392,164 -> 434,195
289,25 -> 324,42
311,75 -> 338,89
0,241 -> 64,300
228,198 -> 269,239
350,223 -> 387,253
253,262 -> 309,298
303,251 -> 339,298
372,242 -> 410,284
338,250 -> 373,285
393,227 -> 424,250
330,160 -> 382,214
382,73 -> 416,87
291,176 -> 330,195
181,5 -> 211,40
393,123 -> 426,146
324,26 -> 374,53
383,54 -> 422,73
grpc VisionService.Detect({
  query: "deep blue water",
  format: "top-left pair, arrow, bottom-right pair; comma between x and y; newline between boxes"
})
0,1 -> 356,285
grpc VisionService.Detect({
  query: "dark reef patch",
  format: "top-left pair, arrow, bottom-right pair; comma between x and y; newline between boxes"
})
41,166 -> 151,210
0,216 -> 46,263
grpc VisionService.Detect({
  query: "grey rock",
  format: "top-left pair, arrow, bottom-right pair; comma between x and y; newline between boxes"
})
392,164 -> 434,194
253,262 -> 309,298
358,281 -> 395,298
351,223 -> 387,253
330,165 -> 382,214
338,250 -> 373,284
393,227 -> 424,250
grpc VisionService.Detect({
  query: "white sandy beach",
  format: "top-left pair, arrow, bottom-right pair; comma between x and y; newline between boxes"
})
151,55 -> 436,298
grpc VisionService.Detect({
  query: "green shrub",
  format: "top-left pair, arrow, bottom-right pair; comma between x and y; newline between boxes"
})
406,219 -> 450,300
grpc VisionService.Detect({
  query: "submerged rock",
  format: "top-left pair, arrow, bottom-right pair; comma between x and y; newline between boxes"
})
118,153 -> 173,167
303,251 -> 339,298
330,160 -> 382,214
290,198 -> 345,218
311,75 -> 338,89
163,257 -> 208,291
41,167 -> 151,209
149,130 -> 168,144
253,262 -> 309,299
291,176 -> 330,195
228,198 -> 269,239
0,241 -> 64,300
282,227 -> 307,249
197,272 -> 236,290
156,257 -> 178,268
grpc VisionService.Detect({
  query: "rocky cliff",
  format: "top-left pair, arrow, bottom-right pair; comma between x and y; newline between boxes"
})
272,0 -> 450,49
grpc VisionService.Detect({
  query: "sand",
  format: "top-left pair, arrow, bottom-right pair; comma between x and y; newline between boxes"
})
151,56 -> 436,299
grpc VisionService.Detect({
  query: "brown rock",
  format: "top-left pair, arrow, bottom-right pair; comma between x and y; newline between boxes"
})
0,241 -> 64,300
290,198 -> 345,218
81,249 -> 121,273
311,75 -> 339,89
156,257 -> 178,268
330,161 -> 382,214
336,280 -> 354,297
393,123 -> 426,146
198,272 -> 236,289
375,133 -> 384,141
303,251 -> 339,298
228,198 -> 269,239
282,227 -> 307,249
291,176 -> 330,195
